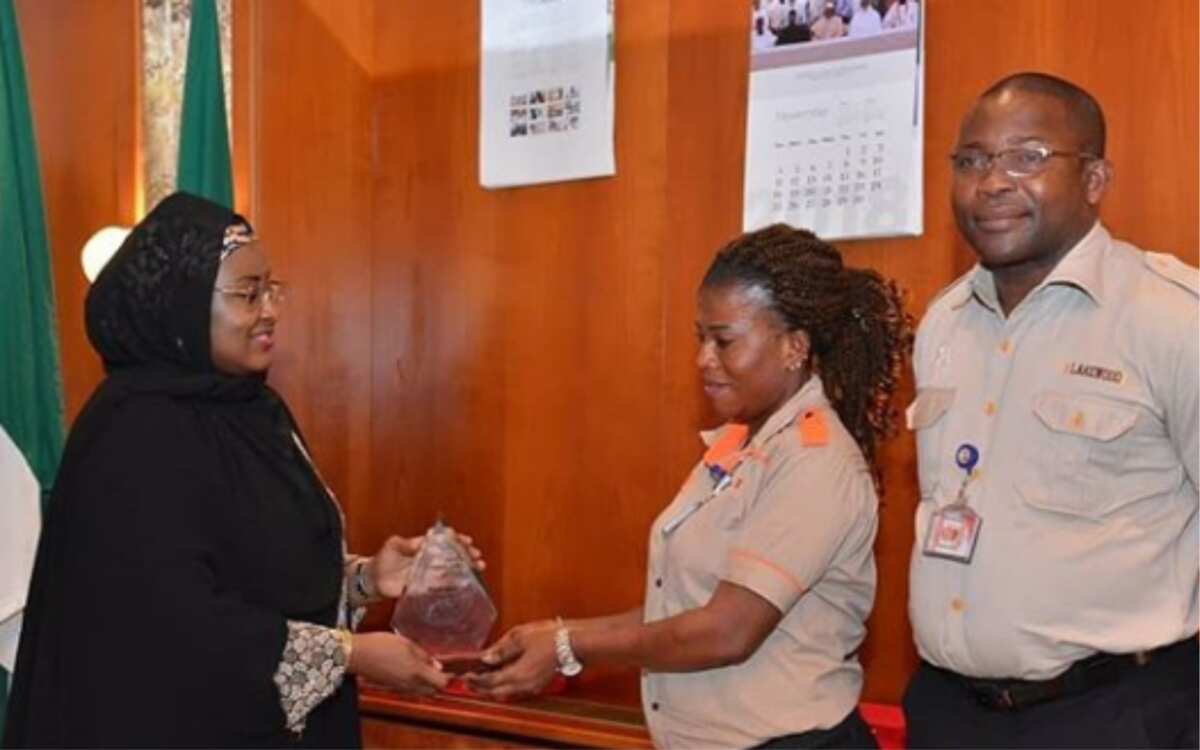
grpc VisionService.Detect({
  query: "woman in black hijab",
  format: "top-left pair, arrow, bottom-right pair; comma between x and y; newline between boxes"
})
4,193 -> 458,748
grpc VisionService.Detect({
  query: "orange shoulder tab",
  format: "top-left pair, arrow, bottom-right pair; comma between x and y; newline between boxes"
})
797,410 -> 829,447
704,424 -> 748,467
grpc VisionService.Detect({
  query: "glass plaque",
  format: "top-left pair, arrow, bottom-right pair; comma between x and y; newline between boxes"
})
390,520 -> 497,657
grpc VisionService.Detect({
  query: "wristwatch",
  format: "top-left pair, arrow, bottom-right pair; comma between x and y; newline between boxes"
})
553,617 -> 583,677
353,558 -> 377,600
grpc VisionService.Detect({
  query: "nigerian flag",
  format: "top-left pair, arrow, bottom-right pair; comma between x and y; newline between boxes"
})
0,0 -> 66,735
177,0 -> 233,208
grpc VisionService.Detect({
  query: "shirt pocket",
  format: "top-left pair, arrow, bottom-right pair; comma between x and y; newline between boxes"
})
713,479 -> 754,531
1017,391 -> 1139,519
907,387 -> 956,500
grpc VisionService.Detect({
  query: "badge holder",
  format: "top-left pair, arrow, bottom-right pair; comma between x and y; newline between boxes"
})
922,443 -> 983,564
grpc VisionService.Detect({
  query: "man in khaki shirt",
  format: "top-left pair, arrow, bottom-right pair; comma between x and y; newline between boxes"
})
905,72 -> 1198,748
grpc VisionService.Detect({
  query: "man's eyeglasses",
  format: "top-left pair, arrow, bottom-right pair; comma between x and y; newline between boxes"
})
213,280 -> 287,310
949,145 -> 1098,178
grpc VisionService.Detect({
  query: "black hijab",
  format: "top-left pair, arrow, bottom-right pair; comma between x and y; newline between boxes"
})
88,191 -> 240,372
5,192 -> 359,748
84,191 -> 266,402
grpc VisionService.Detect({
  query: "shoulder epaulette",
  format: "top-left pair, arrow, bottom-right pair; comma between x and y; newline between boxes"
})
797,409 -> 829,447
1143,251 -> 1199,298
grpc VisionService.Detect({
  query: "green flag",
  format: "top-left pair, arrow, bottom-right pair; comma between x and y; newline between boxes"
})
177,0 -> 233,208
0,0 -> 66,735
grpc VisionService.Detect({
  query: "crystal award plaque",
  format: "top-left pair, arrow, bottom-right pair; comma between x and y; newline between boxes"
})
390,520 -> 497,658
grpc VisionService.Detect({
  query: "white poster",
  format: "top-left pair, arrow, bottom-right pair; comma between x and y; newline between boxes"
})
480,0 -> 615,188
743,0 -> 924,240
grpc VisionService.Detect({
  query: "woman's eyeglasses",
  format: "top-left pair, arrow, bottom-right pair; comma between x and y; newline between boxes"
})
213,280 -> 287,310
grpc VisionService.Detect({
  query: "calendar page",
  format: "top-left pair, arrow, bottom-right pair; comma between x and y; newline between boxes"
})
480,0 -> 615,188
743,2 -> 924,240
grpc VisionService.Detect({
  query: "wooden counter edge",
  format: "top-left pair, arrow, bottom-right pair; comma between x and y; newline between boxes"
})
358,687 -> 655,749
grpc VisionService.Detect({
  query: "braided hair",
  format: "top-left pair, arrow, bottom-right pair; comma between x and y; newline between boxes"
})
701,224 -> 913,484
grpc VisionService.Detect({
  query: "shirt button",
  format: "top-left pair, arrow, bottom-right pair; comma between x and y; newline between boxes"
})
654,577 -> 662,588
951,597 -> 966,613
999,339 -> 1012,354
651,702 -> 660,711
983,401 -> 996,416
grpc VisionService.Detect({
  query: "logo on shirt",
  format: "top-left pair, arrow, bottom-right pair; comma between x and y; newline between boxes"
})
1064,362 -> 1125,385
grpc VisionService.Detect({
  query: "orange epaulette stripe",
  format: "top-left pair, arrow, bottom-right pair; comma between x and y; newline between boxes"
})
797,409 -> 829,446
703,423 -> 749,466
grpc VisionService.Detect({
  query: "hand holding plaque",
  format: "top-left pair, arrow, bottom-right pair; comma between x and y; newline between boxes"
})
390,520 -> 497,664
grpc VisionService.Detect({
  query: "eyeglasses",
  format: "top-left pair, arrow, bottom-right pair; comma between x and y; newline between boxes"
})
213,280 -> 287,310
949,145 -> 1098,178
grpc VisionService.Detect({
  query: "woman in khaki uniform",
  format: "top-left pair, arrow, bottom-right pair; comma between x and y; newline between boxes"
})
469,225 -> 912,749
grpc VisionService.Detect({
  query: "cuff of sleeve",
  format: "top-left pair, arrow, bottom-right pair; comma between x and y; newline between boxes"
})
274,621 -> 349,734
723,549 -> 806,613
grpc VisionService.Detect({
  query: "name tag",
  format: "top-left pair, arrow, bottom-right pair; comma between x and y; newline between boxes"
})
922,505 -> 982,564
1064,361 -> 1125,385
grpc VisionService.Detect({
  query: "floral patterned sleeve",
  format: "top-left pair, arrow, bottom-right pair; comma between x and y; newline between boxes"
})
273,621 -> 350,735
277,433 -> 377,732
275,549 -> 391,734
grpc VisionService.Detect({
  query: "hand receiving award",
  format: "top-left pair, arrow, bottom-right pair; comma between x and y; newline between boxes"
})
390,520 -> 498,671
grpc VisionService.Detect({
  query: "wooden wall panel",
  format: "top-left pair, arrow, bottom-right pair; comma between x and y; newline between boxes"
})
245,0 -> 377,545
366,0 -> 676,702
15,0 -> 139,422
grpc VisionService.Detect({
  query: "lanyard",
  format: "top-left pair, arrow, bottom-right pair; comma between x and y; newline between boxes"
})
950,442 -> 980,507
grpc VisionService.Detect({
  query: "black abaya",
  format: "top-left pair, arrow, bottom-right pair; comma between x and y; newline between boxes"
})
4,193 -> 360,748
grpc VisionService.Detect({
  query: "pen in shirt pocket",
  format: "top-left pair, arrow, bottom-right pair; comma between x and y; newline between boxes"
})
662,466 -> 735,536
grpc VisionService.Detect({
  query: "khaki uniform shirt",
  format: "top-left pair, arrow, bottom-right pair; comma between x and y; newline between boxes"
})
909,223 -> 1199,680
642,377 -> 878,748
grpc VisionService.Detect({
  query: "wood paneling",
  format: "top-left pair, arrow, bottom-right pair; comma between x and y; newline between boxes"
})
15,0 -> 139,422
366,0 -> 675,704
24,0 -> 1198,722
245,0 -> 377,546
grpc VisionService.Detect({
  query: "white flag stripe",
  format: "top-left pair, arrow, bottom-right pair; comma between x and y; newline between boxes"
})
0,424 -> 41,673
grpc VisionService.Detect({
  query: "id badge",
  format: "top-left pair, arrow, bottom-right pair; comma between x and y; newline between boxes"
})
922,504 -> 982,564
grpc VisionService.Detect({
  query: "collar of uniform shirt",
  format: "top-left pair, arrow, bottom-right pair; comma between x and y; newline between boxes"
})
700,375 -> 827,465
954,221 -> 1110,314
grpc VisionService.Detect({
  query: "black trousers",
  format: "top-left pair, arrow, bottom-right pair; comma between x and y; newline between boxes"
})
753,708 -> 879,749
903,640 -> 1199,749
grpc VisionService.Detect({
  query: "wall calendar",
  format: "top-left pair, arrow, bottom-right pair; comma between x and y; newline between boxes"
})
744,1 -> 924,241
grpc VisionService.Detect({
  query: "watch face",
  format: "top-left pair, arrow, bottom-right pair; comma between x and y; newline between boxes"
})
559,661 -> 583,677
